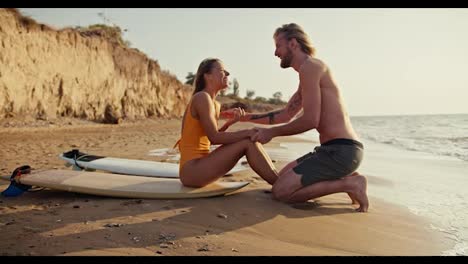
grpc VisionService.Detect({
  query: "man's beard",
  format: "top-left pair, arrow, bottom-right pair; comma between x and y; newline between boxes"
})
280,48 -> 293,68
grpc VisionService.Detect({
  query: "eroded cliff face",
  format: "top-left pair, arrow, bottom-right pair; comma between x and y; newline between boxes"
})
0,8 -> 192,123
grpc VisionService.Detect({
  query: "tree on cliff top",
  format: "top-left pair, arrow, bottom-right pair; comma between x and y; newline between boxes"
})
75,24 -> 131,47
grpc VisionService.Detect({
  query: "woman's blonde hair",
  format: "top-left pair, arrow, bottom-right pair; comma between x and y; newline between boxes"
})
193,58 -> 220,95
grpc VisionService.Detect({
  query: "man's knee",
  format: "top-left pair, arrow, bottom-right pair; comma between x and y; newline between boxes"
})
272,170 -> 303,202
272,182 -> 292,202
279,161 -> 298,176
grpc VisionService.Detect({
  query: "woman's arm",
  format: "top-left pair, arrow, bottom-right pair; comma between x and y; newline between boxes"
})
218,107 -> 245,132
221,88 -> 303,125
194,93 -> 254,145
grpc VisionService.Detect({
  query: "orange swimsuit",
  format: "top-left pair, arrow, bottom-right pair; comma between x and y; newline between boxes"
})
175,100 -> 212,172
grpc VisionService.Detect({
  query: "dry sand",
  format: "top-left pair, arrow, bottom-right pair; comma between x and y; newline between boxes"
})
0,117 -> 452,255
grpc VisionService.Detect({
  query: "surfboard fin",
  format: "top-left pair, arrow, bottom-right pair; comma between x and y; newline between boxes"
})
1,165 -> 32,197
71,165 -> 94,172
72,165 -> 83,171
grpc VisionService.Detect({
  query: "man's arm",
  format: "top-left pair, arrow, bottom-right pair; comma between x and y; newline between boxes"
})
269,61 -> 322,137
238,88 -> 303,125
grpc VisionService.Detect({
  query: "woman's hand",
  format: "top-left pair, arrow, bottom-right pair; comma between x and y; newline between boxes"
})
218,107 -> 245,132
220,107 -> 245,123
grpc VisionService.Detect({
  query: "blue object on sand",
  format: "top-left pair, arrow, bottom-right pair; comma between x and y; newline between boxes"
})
1,165 -> 32,197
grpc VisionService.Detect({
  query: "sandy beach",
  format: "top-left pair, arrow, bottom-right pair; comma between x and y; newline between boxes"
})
0,117 -> 453,256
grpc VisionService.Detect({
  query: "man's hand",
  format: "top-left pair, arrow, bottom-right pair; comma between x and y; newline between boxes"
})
251,127 -> 274,144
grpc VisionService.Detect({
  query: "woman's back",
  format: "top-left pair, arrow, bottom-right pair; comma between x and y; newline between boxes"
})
177,98 -> 211,170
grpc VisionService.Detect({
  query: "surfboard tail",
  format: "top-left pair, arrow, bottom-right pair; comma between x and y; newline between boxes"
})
1,165 -> 32,197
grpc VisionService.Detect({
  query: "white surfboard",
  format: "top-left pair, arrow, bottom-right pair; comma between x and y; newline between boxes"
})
0,169 -> 249,199
59,149 -> 249,178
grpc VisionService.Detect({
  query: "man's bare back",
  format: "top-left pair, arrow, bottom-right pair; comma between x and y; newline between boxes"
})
306,57 -> 359,144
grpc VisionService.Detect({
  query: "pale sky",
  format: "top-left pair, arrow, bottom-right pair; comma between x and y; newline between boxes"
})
20,8 -> 468,116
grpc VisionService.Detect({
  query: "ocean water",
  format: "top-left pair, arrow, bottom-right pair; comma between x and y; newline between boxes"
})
285,114 -> 468,256
352,114 -> 468,162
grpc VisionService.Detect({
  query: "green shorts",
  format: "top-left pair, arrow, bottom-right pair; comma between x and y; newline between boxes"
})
292,138 -> 364,186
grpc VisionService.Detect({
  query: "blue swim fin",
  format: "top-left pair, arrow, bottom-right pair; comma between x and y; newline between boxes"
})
1,165 -> 32,197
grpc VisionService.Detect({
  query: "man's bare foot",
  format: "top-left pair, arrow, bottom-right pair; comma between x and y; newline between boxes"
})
347,175 -> 369,212
347,193 -> 359,205
344,172 -> 359,204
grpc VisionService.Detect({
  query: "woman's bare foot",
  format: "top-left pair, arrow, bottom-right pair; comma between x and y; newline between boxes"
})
347,175 -> 369,212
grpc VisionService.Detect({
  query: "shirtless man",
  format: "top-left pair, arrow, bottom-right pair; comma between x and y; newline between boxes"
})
234,23 -> 369,212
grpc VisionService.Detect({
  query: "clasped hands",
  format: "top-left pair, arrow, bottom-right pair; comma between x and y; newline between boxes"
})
220,108 -> 273,144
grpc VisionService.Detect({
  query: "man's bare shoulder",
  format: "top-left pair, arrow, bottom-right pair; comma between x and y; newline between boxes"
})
300,57 -> 327,76
301,57 -> 326,72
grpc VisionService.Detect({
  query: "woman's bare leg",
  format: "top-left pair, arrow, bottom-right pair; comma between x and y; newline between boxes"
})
244,141 -> 278,185
180,139 -> 278,187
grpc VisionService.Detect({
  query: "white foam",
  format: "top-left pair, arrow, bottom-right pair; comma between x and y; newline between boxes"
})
357,140 -> 468,255
441,242 -> 467,256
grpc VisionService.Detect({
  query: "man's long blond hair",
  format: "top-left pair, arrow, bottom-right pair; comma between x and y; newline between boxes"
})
274,23 -> 315,56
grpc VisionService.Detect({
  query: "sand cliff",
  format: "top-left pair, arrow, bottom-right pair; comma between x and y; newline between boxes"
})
0,8 -> 192,123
